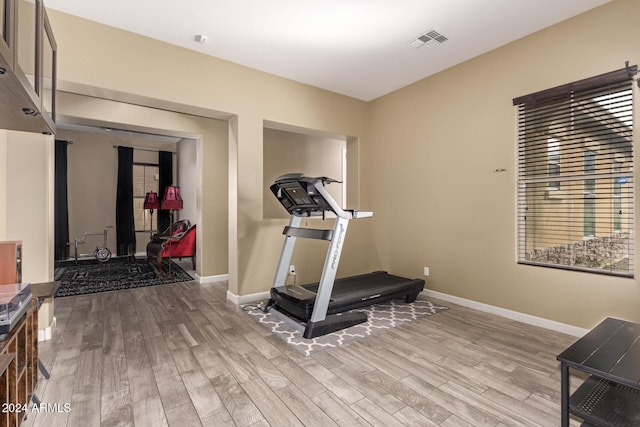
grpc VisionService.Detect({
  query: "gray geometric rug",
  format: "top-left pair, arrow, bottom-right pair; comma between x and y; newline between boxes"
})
244,298 -> 448,356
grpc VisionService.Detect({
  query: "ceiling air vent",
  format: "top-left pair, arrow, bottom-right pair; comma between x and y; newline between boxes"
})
409,29 -> 448,49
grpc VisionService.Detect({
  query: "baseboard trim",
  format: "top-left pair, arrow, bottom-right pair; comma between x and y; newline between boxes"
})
198,273 -> 229,284
38,326 -> 51,342
37,316 -> 56,342
423,289 -> 588,337
225,286 -> 587,337
226,290 -> 270,305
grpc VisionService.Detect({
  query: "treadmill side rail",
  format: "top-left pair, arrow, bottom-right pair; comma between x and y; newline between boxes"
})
272,215 -> 302,288
309,216 -> 349,323
350,210 -> 373,219
283,226 -> 333,241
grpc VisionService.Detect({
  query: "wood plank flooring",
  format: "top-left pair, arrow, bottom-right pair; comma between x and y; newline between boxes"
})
21,277 -> 586,426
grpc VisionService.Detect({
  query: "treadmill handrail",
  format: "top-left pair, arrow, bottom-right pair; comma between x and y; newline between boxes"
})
349,210 -> 373,219
283,226 -> 334,241
311,179 -> 356,219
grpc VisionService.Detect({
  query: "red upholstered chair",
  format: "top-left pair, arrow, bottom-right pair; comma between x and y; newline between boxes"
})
146,220 -> 196,272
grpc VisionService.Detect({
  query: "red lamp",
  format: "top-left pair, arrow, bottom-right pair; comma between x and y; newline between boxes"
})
161,185 -> 183,224
144,191 -> 160,236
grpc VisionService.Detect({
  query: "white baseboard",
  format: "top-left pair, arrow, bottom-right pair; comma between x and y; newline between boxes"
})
226,289 -> 270,305
37,316 -> 56,342
37,327 -> 50,342
132,252 -> 217,283
224,286 -> 587,337
198,273 -> 229,284
423,290 -> 588,337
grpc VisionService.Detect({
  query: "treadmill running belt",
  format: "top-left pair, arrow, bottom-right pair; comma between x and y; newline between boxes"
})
270,271 -> 424,321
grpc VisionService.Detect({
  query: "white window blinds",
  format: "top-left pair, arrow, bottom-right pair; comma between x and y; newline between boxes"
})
514,68 -> 635,276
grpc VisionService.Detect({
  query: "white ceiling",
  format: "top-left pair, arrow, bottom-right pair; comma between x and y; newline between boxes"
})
45,0 -> 611,101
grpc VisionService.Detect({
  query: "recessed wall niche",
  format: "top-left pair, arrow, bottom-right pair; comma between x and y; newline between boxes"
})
263,127 -> 346,219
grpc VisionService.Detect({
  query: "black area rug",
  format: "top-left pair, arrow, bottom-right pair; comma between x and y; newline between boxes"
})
244,297 -> 448,356
54,257 -> 193,297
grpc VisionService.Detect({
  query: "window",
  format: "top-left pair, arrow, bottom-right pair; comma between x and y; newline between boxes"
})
614,162 -> 622,232
583,150 -> 596,238
133,163 -> 159,232
514,68 -> 634,276
547,138 -> 560,189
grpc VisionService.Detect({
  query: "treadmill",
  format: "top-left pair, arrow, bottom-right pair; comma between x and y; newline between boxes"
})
265,173 -> 425,339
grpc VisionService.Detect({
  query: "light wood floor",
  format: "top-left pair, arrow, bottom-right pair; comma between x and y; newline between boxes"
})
22,277 -> 586,427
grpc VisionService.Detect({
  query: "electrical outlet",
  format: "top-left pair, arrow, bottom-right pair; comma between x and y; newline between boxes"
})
289,265 -> 296,275
423,267 -> 430,276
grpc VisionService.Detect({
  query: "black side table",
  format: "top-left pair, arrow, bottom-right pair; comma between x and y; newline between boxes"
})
557,317 -> 640,426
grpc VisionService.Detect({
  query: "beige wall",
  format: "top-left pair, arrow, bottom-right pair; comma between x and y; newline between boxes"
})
367,0 -> 640,328
178,138 -> 198,225
0,131 -> 7,238
48,9 -> 371,296
4,131 -> 54,283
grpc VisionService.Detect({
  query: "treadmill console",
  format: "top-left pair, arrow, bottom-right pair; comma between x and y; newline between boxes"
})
270,173 -> 335,217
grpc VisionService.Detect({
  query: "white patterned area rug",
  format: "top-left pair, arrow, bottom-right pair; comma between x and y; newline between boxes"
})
243,298 -> 448,356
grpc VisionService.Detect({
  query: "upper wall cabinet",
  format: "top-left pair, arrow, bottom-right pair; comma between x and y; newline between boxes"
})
0,0 -> 56,135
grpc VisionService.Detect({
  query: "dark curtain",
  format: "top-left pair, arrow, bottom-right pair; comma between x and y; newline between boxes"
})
116,146 -> 136,256
54,140 -> 70,260
157,150 -> 173,232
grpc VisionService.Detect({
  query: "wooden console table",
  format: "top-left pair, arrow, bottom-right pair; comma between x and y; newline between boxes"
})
557,317 -> 640,427
0,300 -> 37,427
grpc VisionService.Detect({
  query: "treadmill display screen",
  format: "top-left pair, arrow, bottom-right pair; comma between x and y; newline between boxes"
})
284,186 -> 312,206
